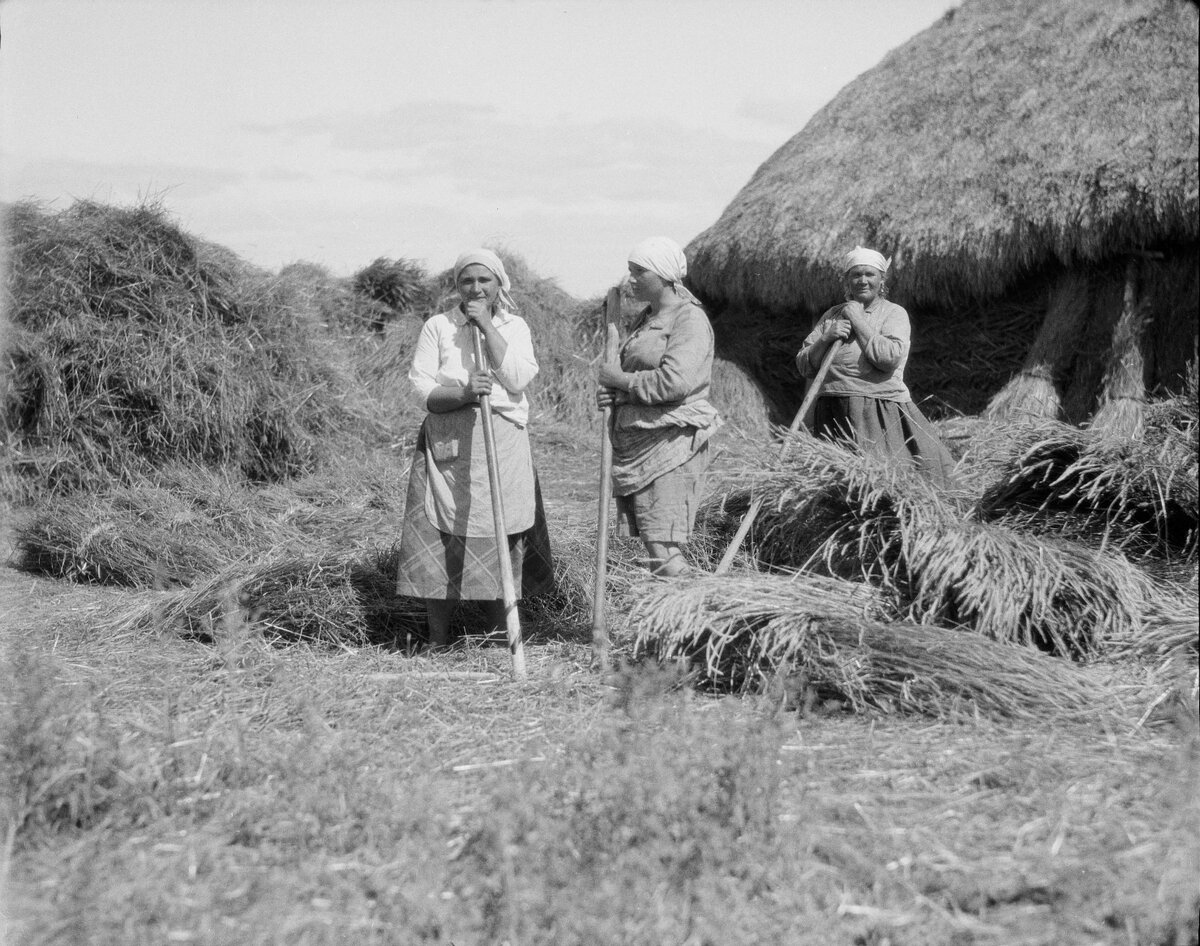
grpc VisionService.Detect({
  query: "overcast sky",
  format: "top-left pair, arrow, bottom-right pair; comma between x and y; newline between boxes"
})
1,0 -> 956,298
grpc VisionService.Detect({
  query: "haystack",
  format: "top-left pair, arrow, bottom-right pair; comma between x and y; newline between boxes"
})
0,199 -> 390,496
685,0 -> 1199,424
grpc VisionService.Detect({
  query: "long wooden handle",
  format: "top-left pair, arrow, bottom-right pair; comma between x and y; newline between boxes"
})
713,338 -> 843,575
590,288 -> 622,668
472,325 -> 526,679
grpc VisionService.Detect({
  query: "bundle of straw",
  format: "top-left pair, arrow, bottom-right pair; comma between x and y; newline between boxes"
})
978,413 -> 1198,561
697,433 -> 1165,653
13,488 -> 225,587
630,573 -> 1110,721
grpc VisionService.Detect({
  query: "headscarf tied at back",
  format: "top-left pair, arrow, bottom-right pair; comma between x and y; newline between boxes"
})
453,248 -> 517,313
628,236 -> 701,305
842,246 -> 891,275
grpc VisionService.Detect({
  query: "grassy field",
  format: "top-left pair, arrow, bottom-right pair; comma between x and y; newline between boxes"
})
2,430 -> 1197,946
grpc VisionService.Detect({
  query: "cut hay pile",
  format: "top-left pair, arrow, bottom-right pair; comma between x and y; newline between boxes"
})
1,200 -> 391,497
630,573 -> 1115,721
114,531 -> 640,649
349,256 -> 433,327
695,433 -> 1173,655
979,384 -> 1199,564
118,546 -> 421,648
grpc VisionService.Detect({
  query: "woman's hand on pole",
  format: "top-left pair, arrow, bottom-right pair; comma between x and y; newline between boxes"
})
468,370 -> 493,399
597,363 -> 628,390
823,317 -> 852,344
597,363 -> 629,409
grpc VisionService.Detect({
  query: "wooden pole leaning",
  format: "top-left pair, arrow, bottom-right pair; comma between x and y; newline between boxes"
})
590,287 -> 622,668
471,324 -> 527,679
714,338 -> 844,575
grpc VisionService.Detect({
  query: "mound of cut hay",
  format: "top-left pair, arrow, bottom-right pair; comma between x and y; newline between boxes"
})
978,387 -> 1199,563
350,256 -> 434,326
696,433 -> 1168,655
1,199 -> 389,497
116,531 -> 636,649
631,573 -> 1112,721
119,547 -> 422,648
12,460 -> 409,589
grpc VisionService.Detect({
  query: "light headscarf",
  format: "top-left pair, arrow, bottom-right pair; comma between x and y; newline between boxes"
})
842,246 -> 891,275
628,236 -> 701,304
453,248 -> 517,313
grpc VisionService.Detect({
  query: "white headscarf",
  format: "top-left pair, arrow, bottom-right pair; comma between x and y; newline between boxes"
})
627,236 -> 701,304
453,248 -> 517,313
842,246 -> 891,275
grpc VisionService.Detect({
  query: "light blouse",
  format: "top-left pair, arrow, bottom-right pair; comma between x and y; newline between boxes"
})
409,307 -> 539,426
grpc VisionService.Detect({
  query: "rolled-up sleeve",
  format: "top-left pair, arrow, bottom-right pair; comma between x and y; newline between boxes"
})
862,308 -> 909,372
492,316 -> 539,394
408,318 -> 442,411
627,307 -> 712,405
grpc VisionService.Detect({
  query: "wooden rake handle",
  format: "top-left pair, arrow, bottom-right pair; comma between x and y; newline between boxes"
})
713,338 -> 843,576
471,324 -> 527,679
590,287 -> 622,668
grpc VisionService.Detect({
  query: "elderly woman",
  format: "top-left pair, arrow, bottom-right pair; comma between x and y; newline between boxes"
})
795,246 -> 956,485
597,237 -> 723,577
395,249 -> 554,647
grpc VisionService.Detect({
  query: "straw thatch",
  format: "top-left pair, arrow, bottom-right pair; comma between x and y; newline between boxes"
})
630,573 -> 1113,721
696,433 -> 1168,654
687,0 -> 1197,311
685,0 -> 1198,419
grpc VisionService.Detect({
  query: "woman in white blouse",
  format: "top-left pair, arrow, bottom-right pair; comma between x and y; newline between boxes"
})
395,249 -> 553,647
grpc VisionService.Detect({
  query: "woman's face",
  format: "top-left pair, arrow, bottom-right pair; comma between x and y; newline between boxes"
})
628,262 -> 667,302
845,265 -> 884,305
457,264 -> 501,306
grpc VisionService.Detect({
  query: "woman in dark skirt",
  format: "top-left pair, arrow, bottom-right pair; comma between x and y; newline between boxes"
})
395,249 -> 553,647
795,246 -> 956,486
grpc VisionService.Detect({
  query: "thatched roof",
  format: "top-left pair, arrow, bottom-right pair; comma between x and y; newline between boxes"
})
686,0 -> 1199,314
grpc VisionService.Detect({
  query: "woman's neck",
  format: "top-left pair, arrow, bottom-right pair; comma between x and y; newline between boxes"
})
646,286 -> 676,315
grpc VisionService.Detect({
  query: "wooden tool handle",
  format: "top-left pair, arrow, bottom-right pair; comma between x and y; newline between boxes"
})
471,325 -> 526,679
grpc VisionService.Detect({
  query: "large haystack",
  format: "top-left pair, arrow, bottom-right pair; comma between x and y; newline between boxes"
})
0,199 -> 400,497
686,0 -> 1199,423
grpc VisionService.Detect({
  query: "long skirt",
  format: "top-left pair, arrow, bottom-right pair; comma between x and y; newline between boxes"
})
395,418 -> 555,601
812,395 -> 957,487
615,440 -> 711,543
